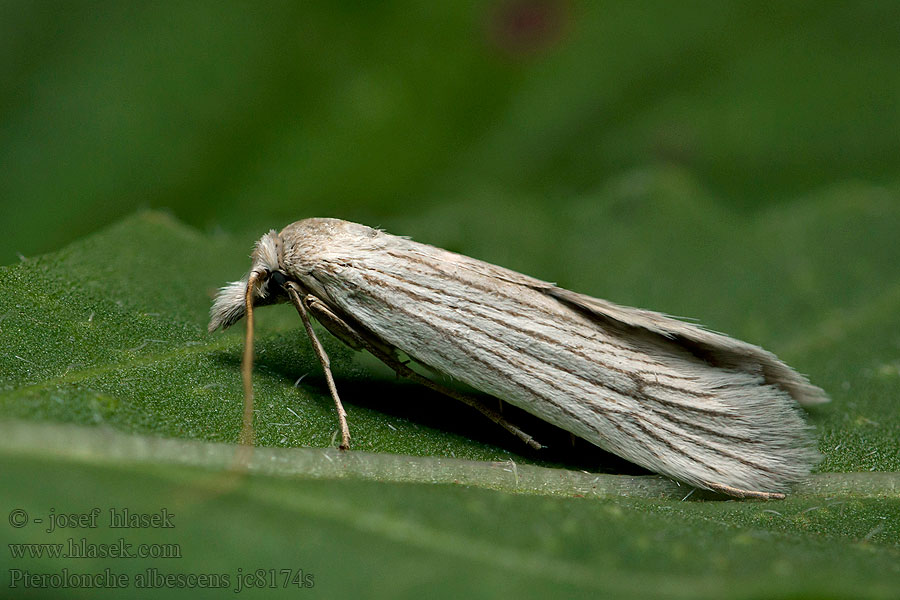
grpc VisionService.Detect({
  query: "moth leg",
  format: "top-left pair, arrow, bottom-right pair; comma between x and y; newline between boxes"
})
303,295 -> 395,357
702,481 -> 785,500
303,294 -> 542,451
388,360 -> 543,450
284,283 -> 351,450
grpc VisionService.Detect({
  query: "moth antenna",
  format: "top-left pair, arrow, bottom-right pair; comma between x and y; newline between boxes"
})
240,270 -> 263,448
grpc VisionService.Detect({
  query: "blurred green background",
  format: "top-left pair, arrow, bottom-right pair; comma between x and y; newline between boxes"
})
2,1 -> 899,598
3,1 -> 898,261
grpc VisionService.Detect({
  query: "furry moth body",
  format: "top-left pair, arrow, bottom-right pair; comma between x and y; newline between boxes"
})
209,218 -> 827,498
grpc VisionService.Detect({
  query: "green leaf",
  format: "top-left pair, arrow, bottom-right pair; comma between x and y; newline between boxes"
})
3,192 -> 899,597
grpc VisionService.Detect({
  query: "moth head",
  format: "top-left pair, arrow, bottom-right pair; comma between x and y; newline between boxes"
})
208,230 -> 292,332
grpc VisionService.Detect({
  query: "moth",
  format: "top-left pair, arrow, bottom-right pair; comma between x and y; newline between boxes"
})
209,218 -> 827,498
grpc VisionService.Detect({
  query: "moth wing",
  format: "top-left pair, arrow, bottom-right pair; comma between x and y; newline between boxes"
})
433,252 -> 827,406
303,233 -> 825,493
451,266 -> 825,494
542,287 -> 829,407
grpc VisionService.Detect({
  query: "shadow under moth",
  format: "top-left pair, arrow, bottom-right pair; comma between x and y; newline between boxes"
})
209,218 -> 828,499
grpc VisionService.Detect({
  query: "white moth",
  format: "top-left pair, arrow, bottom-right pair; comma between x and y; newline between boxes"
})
209,218 -> 827,498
